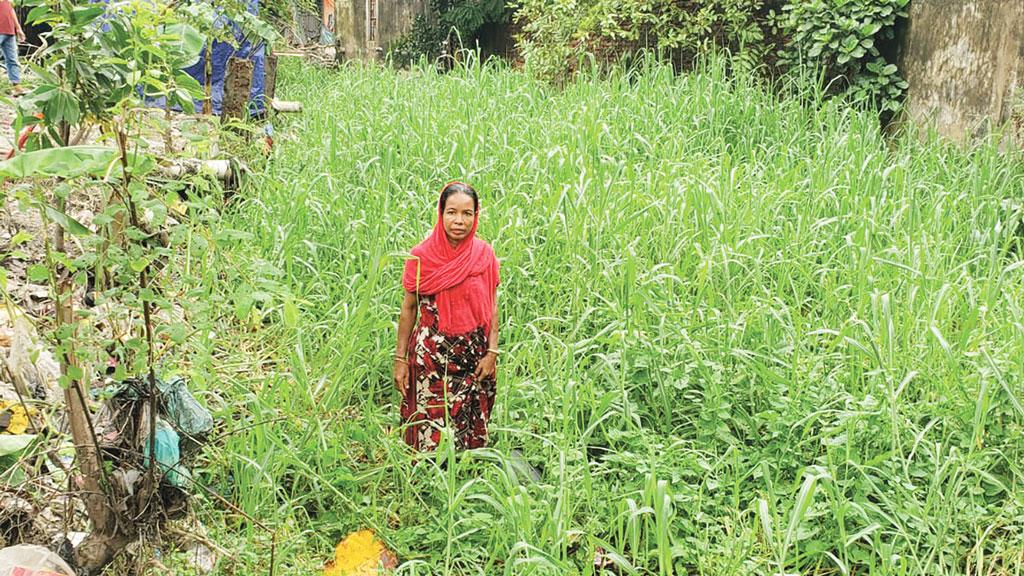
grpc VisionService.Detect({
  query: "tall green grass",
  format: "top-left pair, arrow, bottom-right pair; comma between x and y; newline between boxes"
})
176,54 -> 1024,575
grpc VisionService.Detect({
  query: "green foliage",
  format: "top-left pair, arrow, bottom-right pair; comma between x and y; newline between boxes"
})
389,14 -> 444,68
513,0 -> 909,112
0,146 -> 119,179
513,0 -> 590,81
16,0 -> 213,141
390,0 -> 511,67
513,0 -> 769,82
770,0 -> 909,111
583,0 -> 765,55
434,0 -> 508,39
177,58 -> 1024,575
0,0 -> 256,541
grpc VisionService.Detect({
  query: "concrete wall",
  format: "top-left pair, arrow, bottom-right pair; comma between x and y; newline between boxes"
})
335,0 -> 430,61
897,0 -> 1024,142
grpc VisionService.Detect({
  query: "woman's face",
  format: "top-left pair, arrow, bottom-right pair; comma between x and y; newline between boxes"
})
442,192 -> 476,244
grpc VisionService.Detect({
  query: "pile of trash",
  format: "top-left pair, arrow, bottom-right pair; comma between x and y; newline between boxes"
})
91,374 -> 215,521
0,305 -> 218,573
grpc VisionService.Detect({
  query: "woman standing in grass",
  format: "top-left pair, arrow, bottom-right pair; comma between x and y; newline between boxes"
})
394,182 -> 500,451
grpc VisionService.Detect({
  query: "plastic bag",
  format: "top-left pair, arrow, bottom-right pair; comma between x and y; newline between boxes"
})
142,418 -> 189,488
0,544 -> 74,576
5,314 -> 61,403
158,377 -> 214,443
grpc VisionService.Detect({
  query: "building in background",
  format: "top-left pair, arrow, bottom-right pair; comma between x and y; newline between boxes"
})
334,0 -> 428,61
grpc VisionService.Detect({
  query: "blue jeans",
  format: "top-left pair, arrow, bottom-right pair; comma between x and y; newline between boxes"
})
0,34 -> 20,85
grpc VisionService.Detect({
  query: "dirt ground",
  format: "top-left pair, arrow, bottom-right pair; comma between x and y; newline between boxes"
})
0,97 -> 15,157
1,97 -> 224,316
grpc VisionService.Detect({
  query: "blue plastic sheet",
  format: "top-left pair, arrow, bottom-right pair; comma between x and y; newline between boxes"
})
181,0 -> 267,116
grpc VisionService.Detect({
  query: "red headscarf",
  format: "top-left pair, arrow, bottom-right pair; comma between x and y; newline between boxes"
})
402,182 -> 500,335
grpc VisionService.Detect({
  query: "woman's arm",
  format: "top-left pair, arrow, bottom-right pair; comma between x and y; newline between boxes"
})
393,290 -> 418,391
474,288 -> 499,379
488,292 -> 499,351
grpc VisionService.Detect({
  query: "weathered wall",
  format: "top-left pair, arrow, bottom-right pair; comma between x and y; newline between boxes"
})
335,0 -> 429,61
898,0 -> 1024,142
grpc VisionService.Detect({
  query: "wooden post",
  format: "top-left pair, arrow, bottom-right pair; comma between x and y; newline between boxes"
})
203,42 -> 213,115
223,57 -> 254,121
265,52 -> 279,102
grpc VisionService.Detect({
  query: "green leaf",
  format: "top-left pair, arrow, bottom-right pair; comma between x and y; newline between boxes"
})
859,22 -> 882,36
26,264 -> 49,282
283,298 -> 300,329
46,88 -> 81,126
0,146 -> 116,179
25,4 -> 52,24
0,435 -> 36,457
130,257 -> 152,273
44,205 -> 92,236
67,365 -> 84,381
174,71 -> 205,100
163,23 -> 207,68
234,293 -> 254,321
9,231 -> 33,247
126,153 -> 157,177
166,322 -> 188,344
69,5 -> 105,25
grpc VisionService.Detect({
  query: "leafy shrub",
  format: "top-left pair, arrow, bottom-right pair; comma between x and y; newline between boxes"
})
434,0 -> 509,40
583,0 -> 765,58
390,0 -> 511,67
770,0 -> 909,111
513,0 -> 592,81
514,0 -> 766,81
512,0 -> 909,111
390,14 -> 444,68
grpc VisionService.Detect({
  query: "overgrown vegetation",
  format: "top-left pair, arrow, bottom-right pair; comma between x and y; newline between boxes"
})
769,0 -> 909,111
181,55 -> 1024,574
513,0 -> 909,111
0,0 -> 271,570
391,0 -> 511,68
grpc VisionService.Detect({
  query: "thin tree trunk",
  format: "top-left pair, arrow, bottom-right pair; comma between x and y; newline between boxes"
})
53,195 -> 131,573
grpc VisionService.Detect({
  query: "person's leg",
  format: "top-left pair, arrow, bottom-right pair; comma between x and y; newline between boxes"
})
0,35 -> 11,82
0,34 -> 20,86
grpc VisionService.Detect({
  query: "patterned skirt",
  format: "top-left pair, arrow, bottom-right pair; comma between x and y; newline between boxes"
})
400,295 -> 496,451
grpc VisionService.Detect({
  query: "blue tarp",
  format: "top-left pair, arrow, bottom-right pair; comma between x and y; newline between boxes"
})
182,0 -> 266,116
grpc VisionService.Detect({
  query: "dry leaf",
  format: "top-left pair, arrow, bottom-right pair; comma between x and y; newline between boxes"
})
323,529 -> 396,576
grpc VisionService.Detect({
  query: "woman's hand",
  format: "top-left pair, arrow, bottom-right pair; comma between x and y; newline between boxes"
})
473,352 -> 497,380
394,359 -> 410,393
